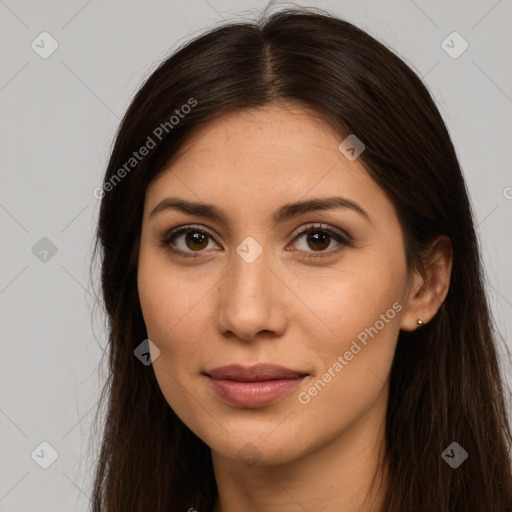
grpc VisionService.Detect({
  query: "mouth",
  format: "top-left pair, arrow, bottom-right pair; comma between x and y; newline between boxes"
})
204,363 -> 309,408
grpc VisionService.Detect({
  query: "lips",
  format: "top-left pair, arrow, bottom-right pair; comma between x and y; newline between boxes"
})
205,363 -> 308,381
205,364 -> 309,408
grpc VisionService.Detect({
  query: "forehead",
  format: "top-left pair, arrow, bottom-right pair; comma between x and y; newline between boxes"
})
144,104 -> 396,229
151,105 -> 365,187
172,103 -> 343,162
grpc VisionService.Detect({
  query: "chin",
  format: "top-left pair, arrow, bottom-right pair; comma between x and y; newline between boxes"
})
200,425 -> 310,467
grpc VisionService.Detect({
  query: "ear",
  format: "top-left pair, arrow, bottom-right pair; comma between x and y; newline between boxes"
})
400,235 -> 453,332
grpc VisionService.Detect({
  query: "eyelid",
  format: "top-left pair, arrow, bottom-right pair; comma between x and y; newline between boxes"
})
161,223 -> 216,242
290,223 -> 350,242
286,223 -> 352,259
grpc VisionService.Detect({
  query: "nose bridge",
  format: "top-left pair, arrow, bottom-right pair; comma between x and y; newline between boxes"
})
216,241 -> 286,340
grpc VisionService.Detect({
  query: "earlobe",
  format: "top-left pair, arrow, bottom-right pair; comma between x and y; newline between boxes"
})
400,235 -> 453,332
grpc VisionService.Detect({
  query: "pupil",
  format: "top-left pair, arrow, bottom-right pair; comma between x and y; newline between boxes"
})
309,232 -> 329,251
187,232 -> 207,250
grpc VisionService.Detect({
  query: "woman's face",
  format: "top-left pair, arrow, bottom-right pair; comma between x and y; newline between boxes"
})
137,103 -> 413,466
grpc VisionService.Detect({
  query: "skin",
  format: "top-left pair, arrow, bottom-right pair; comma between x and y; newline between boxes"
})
137,103 -> 453,512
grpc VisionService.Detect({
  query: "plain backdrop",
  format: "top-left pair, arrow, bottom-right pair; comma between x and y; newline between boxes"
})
1,1 -> 511,510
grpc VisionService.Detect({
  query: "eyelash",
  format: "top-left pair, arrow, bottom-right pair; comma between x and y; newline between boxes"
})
159,223 -> 353,260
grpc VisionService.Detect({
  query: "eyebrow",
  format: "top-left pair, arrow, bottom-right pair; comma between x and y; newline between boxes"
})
149,196 -> 371,224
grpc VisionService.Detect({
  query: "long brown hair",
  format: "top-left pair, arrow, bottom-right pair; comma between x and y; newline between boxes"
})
89,5 -> 512,511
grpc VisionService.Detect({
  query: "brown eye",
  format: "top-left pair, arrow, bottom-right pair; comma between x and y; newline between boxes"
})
183,231 -> 209,251
304,231 -> 331,251
291,224 -> 351,258
160,223 -> 352,260
160,225 -> 218,258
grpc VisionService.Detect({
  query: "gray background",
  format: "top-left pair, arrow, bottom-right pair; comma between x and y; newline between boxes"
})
1,0 -> 511,510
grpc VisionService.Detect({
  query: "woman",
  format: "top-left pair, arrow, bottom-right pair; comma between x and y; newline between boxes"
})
90,6 -> 512,511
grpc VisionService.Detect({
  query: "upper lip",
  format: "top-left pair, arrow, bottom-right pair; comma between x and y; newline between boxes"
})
205,364 -> 308,382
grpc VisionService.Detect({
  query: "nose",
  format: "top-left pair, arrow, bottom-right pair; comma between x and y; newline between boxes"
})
216,248 -> 287,342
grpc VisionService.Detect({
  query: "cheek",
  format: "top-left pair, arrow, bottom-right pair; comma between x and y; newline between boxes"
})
138,275 -> 198,354
296,278 -> 402,427
137,257 -> 212,431
312,286 -> 401,388
294,250 -> 406,414
138,241 -> 190,336
137,249 -> 215,373
298,254 -> 405,349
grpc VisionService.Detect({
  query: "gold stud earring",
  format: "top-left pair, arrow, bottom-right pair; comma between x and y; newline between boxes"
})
417,319 -> 424,327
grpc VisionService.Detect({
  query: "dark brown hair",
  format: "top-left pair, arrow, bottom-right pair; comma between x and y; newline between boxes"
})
89,5 -> 512,511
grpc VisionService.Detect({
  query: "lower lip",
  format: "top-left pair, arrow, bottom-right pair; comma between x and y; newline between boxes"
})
208,376 -> 305,408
